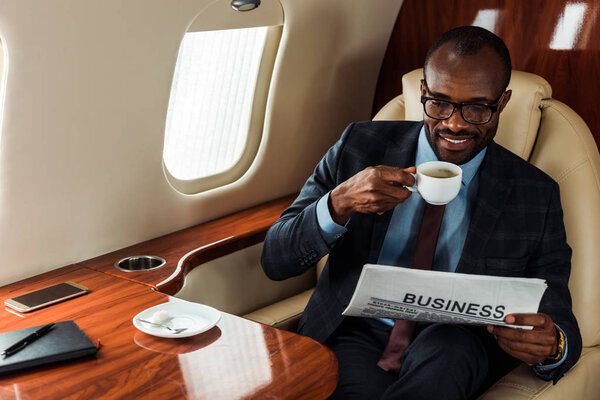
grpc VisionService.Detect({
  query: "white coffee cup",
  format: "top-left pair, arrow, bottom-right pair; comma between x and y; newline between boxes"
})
404,161 -> 463,205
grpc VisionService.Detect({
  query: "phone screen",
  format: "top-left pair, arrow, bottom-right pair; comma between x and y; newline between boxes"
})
10,282 -> 87,308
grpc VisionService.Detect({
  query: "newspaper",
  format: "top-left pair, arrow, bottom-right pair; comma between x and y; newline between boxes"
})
342,264 -> 547,329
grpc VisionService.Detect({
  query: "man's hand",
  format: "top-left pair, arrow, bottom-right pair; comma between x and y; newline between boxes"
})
487,313 -> 558,366
328,166 -> 416,225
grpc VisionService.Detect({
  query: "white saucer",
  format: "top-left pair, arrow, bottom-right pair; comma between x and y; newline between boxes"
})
133,301 -> 221,338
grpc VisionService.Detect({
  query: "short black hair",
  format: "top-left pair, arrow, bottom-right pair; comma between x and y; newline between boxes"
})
424,26 -> 512,91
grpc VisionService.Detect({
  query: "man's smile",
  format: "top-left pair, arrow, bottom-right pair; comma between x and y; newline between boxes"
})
443,136 -> 468,144
437,131 -> 475,152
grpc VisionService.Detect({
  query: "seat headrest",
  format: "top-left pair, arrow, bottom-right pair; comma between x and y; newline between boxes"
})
374,68 -> 552,160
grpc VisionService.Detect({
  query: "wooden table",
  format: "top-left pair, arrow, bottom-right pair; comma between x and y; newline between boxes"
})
0,265 -> 338,399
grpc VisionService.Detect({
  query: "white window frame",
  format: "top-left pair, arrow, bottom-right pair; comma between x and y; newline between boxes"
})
163,2 -> 283,195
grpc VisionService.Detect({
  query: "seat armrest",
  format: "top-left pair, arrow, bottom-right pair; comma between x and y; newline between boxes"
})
244,289 -> 314,331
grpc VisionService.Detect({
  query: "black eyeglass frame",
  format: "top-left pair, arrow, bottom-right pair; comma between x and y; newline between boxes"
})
420,90 -> 507,125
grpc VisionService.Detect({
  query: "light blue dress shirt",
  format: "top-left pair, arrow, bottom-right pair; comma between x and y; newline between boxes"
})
315,125 -> 567,371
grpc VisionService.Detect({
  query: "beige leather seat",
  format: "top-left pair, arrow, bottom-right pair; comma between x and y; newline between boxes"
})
374,68 -> 600,399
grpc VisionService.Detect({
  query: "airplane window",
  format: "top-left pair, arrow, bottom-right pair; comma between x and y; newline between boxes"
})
163,27 -> 271,191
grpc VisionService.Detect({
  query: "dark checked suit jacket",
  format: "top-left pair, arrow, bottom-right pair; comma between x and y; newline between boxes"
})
261,120 -> 581,382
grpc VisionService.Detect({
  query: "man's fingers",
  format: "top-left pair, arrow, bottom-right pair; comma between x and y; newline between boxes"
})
371,165 -> 416,187
496,337 -> 552,358
357,178 -> 414,208
488,325 -> 555,345
378,183 -> 414,202
505,313 -> 550,328
356,193 -> 410,214
355,186 -> 411,207
495,340 -> 543,366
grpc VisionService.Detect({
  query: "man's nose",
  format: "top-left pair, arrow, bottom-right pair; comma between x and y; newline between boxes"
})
442,108 -> 470,132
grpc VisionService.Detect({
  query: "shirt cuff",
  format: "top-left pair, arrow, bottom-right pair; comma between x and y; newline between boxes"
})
378,318 -> 395,327
316,192 -> 348,244
533,324 -> 568,372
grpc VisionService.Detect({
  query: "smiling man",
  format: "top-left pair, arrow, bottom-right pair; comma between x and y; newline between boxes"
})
261,26 -> 581,399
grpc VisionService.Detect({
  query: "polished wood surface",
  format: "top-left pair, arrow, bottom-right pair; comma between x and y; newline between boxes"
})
0,266 -> 337,399
78,194 -> 296,294
373,0 -> 600,149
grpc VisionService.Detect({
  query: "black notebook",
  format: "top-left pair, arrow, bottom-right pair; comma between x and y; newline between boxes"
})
0,320 -> 98,375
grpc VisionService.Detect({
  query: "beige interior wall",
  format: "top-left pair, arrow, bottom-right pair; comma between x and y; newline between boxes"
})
0,0 -> 403,285
0,39 -> 3,95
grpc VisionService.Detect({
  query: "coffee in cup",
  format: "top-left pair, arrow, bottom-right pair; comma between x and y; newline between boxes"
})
404,161 -> 462,205
422,168 -> 458,179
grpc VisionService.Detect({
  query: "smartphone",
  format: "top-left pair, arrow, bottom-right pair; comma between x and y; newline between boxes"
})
4,281 -> 89,312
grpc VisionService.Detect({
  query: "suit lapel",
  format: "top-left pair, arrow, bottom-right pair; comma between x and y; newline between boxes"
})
457,141 -> 513,274
367,122 -> 421,263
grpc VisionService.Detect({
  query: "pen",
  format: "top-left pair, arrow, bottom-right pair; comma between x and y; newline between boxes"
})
1,323 -> 55,358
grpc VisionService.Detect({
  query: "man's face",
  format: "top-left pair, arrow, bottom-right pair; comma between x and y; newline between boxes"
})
422,44 -> 511,165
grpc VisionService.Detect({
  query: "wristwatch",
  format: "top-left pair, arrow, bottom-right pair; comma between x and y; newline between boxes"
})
548,328 -> 565,361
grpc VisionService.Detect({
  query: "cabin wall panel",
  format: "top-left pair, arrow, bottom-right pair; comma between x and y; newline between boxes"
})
374,0 -> 600,150
0,0 -> 402,284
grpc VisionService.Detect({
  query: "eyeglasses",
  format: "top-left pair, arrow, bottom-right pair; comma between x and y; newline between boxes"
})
420,91 -> 506,125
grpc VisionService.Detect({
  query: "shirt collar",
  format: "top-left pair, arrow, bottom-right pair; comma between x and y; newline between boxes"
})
416,125 -> 486,186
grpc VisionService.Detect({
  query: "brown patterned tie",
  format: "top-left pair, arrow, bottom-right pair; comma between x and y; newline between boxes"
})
377,202 -> 446,373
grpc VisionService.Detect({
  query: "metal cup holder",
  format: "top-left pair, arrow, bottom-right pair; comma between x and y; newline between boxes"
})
114,255 -> 166,272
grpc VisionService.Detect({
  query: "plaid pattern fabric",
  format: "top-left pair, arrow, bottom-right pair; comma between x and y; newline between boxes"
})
261,120 -> 581,382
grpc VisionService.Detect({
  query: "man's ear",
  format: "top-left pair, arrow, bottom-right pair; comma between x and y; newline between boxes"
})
420,79 -> 427,96
499,89 -> 512,112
